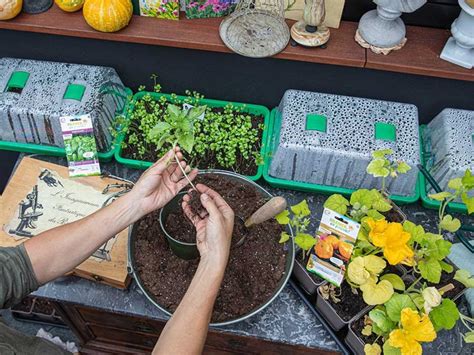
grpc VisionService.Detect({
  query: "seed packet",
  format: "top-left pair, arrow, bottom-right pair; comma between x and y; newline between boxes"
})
139,0 -> 180,20
306,208 -> 360,286
184,0 -> 237,19
60,114 -> 101,177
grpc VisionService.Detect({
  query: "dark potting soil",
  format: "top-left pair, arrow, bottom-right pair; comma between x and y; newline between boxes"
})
33,298 -> 55,315
12,297 -> 34,312
325,281 -> 368,322
383,208 -> 404,223
122,107 -> 264,177
134,174 -> 289,323
351,314 -> 383,347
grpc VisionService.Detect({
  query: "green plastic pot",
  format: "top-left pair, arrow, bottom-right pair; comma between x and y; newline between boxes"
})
114,91 -> 271,181
159,192 -> 199,260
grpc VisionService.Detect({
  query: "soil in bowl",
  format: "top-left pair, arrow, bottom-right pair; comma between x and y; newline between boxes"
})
123,105 -> 264,177
134,174 -> 289,323
325,281 -> 368,322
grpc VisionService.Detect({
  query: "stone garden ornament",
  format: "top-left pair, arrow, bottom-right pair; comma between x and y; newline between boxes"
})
290,0 -> 330,47
355,0 -> 427,55
219,0 -> 290,58
23,0 -> 53,13
440,0 -> 474,69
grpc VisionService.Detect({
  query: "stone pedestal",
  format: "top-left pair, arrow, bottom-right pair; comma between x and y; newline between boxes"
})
440,0 -> 474,69
356,0 -> 427,54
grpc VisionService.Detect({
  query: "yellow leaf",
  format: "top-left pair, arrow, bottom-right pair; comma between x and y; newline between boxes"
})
348,257 -> 371,285
364,343 -> 382,355
364,255 -> 387,274
360,279 -> 394,305
389,308 -> 437,355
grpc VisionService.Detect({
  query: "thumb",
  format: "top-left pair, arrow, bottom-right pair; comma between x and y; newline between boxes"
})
200,193 -> 220,218
148,149 -> 174,175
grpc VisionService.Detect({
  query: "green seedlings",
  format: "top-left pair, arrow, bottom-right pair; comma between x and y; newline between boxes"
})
366,149 -> 411,192
275,200 -> 315,260
428,169 -> 474,234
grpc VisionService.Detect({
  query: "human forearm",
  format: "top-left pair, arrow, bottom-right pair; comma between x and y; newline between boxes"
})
24,193 -> 140,285
153,260 -> 225,355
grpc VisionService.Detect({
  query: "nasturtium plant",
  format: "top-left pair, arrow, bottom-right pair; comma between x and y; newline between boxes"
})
360,279 -> 394,305
275,200 -> 315,259
454,269 -> 474,288
429,298 -> 459,331
366,149 -> 411,191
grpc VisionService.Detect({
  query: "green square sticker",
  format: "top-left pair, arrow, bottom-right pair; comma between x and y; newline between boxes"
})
375,122 -> 396,141
64,84 -> 86,101
6,71 -> 30,90
306,114 -> 327,133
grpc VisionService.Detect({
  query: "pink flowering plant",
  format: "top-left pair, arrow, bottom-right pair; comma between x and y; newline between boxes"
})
185,0 -> 236,19
141,0 -> 180,20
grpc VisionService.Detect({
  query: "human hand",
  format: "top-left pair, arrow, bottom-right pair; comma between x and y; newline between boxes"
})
182,184 -> 234,270
128,146 -> 198,219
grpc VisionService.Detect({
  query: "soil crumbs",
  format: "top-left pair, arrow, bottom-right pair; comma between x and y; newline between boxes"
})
134,174 -> 288,323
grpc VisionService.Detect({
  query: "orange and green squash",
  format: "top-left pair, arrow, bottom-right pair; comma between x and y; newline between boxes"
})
83,0 -> 133,33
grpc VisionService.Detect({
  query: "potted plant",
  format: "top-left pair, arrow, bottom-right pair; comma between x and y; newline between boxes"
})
113,77 -> 269,181
343,169 -> 474,354
282,149 -> 411,297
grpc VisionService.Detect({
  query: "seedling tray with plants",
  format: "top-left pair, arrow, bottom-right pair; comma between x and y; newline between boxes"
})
128,170 -> 295,326
263,91 -> 422,205
114,87 -> 270,181
419,109 -> 474,215
0,58 -> 131,162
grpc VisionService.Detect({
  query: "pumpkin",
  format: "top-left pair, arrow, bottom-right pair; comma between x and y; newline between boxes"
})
83,0 -> 133,33
325,235 -> 340,250
315,240 -> 333,259
338,241 -> 353,260
0,0 -> 22,20
55,0 -> 85,12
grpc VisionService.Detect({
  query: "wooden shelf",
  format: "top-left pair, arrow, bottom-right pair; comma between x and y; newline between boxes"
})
365,25 -> 474,82
0,6 -> 473,81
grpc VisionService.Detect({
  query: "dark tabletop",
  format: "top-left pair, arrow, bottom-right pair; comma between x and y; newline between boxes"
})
2,152 -> 474,353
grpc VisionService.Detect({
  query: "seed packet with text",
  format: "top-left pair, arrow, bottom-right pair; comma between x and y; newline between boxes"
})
306,208 -> 361,286
60,114 -> 101,177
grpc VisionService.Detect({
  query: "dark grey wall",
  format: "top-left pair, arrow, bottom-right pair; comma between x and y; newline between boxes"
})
1,29 -> 473,124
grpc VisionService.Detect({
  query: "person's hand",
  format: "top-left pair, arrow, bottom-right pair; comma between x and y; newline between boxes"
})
128,146 -> 198,218
182,184 -> 234,270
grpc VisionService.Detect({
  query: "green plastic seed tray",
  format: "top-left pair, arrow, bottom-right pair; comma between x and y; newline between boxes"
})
419,125 -> 469,214
263,108 -> 421,205
114,91 -> 270,181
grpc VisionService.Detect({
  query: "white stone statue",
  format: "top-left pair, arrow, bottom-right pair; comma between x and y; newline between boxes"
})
355,0 -> 427,54
290,0 -> 330,47
440,0 -> 474,69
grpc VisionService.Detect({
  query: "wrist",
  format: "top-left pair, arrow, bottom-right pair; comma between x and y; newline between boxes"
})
198,256 -> 227,280
113,192 -> 144,225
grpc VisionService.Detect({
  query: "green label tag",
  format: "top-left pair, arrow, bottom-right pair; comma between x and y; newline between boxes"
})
375,122 -> 396,141
64,84 -> 86,101
306,114 -> 327,133
6,71 -> 30,91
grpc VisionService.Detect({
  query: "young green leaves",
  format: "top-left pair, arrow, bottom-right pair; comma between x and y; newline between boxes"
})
148,104 -> 206,154
275,200 -> 315,254
366,149 -> 411,191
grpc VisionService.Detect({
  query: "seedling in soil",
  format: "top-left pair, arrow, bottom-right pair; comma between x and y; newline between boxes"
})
148,103 -> 207,191
366,148 -> 411,192
275,200 -> 315,260
428,169 -> 474,234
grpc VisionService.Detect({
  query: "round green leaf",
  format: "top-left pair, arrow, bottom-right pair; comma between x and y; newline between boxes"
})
380,273 -> 406,291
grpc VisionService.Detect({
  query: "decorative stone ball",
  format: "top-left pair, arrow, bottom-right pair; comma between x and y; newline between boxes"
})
83,0 -> 133,33
0,0 -> 22,20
